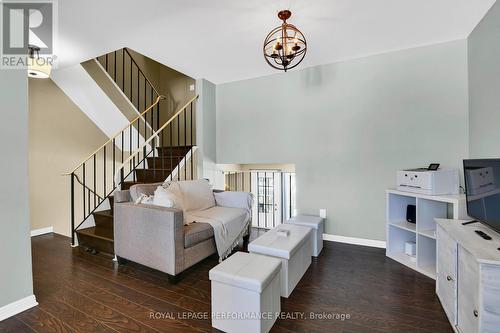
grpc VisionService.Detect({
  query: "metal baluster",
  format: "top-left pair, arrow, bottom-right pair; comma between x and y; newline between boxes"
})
150,88 -> 154,134
152,135 -> 156,178
121,131 -> 124,185
129,124 -> 133,181
105,53 -> 108,71
103,146 -> 106,196
114,50 -> 117,81
93,155 -> 96,208
137,68 -> 140,110
87,177 -> 90,216
122,49 -> 125,91
82,163 -> 86,218
71,173 -> 75,245
184,108 -> 187,147
129,56 -> 132,103
158,100 -> 161,145
190,102 -> 193,179
170,123 -> 173,180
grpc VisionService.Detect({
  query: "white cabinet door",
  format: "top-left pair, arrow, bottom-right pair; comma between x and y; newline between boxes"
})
457,246 -> 479,333
436,225 -> 458,325
480,264 -> 500,333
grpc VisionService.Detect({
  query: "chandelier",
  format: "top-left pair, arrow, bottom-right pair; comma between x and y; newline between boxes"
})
263,10 -> 307,72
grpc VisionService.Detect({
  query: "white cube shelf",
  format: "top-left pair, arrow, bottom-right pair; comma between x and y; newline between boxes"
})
386,189 -> 466,279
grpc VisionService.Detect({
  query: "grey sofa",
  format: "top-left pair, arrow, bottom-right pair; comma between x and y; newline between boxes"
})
113,183 -> 251,281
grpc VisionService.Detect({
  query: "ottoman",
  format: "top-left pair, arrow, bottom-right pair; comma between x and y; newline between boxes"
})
209,252 -> 281,333
248,224 -> 312,298
287,215 -> 324,256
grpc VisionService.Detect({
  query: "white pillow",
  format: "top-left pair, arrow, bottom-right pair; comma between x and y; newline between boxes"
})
176,179 -> 215,212
135,193 -> 154,205
153,186 -> 182,209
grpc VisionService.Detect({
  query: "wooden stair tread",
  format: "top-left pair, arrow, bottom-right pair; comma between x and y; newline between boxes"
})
76,227 -> 113,241
93,209 -> 113,218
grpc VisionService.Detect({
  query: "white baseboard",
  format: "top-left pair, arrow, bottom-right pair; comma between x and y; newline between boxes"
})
0,295 -> 38,321
31,226 -> 53,237
323,233 -> 386,249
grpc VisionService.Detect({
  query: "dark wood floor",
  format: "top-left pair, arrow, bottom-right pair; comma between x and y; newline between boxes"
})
0,230 -> 453,333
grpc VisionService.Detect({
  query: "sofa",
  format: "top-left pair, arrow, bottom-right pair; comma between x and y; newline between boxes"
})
113,180 -> 252,281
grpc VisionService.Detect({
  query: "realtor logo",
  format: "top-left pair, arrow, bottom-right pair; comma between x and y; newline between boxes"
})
1,0 -> 56,69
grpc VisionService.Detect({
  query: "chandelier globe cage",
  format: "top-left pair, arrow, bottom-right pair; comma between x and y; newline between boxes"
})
263,10 -> 307,72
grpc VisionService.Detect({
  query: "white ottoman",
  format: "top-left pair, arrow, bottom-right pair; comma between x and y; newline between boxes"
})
287,215 -> 324,257
209,252 -> 281,333
248,224 -> 312,298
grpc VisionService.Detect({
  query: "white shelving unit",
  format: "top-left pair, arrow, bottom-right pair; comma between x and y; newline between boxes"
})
386,189 -> 467,279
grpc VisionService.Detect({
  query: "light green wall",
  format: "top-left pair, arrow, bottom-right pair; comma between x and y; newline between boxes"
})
196,79 -> 220,186
0,70 -> 34,307
468,1 -> 500,158
217,41 -> 469,241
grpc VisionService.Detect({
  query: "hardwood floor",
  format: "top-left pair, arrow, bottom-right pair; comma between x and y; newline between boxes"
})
0,230 -> 453,333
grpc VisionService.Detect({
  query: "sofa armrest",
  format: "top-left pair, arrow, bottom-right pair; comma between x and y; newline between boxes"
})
114,202 -> 185,275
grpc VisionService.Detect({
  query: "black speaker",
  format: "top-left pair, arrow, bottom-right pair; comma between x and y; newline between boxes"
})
406,205 -> 416,223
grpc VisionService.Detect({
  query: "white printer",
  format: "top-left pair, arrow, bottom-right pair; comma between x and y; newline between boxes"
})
397,166 -> 459,195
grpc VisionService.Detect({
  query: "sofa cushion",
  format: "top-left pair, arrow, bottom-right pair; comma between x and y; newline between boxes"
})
153,186 -> 183,209
176,179 -> 216,212
184,222 -> 214,248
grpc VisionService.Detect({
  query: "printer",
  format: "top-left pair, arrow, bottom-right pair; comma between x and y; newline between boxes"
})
397,167 -> 459,195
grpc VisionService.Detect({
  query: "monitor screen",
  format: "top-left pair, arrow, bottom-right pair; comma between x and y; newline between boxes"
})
463,159 -> 500,234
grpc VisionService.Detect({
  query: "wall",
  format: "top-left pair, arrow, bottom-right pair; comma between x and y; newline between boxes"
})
196,79 -> 222,187
468,1 -> 500,158
217,41 -> 469,241
0,70 -> 35,311
29,78 -> 110,236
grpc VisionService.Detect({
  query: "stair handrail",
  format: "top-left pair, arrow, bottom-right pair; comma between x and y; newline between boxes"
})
63,95 -> 165,175
114,95 -> 199,185
73,174 -> 104,201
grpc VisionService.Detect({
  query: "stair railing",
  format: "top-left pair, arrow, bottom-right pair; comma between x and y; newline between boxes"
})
64,95 -> 165,245
115,95 -> 199,188
97,47 -> 163,115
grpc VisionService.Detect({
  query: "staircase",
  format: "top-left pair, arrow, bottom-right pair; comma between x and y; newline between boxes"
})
67,48 -> 197,255
76,145 -> 194,255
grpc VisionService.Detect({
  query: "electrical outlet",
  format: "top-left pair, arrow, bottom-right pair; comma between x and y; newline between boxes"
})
319,209 -> 326,219
189,84 -> 195,91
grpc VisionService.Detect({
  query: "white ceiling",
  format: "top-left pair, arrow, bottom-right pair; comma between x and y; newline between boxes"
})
55,0 -> 496,84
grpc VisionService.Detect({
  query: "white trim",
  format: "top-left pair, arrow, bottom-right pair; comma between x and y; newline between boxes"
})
323,233 -> 386,249
30,226 -> 53,237
0,295 -> 38,321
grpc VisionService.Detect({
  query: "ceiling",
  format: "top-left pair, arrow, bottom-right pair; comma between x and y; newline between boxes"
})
55,0 -> 496,84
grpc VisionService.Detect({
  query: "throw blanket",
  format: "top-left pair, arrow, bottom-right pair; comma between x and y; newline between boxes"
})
185,192 -> 253,261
